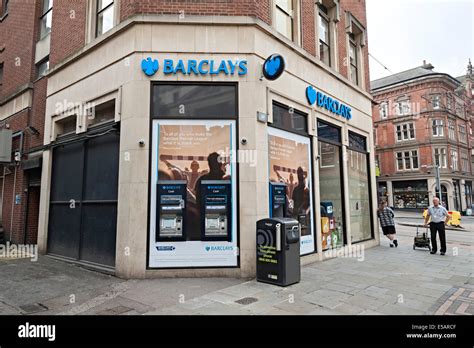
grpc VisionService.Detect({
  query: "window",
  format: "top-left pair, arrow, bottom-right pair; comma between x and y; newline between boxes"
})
318,4 -> 331,66
272,101 -> 308,134
451,149 -> 458,171
461,150 -> 469,172
87,99 -> 115,128
380,102 -> 388,119
396,122 -> 415,142
395,100 -> 410,116
40,0 -> 53,39
447,96 -> 452,111
96,0 -> 114,36
434,148 -> 447,168
393,180 -> 429,209
318,123 -> 344,250
349,34 -> 358,85
55,116 -> 77,138
37,58 -> 49,78
458,124 -> 467,143
317,120 -> 341,143
274,0 -> 299,43
396,150 -> 419,171
348,132 -> 373,243
152,84 -> 237,119
432,95 -> 441,110
456,102 -> 464,117
432,119 -> 444,137
346,12 -> 365,87
448,120 -> 456,140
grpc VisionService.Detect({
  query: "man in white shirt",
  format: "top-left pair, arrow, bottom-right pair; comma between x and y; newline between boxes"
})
424,197 -> 451,255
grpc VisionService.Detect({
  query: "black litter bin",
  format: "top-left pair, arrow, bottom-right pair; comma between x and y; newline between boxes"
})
256,218 -> 300,286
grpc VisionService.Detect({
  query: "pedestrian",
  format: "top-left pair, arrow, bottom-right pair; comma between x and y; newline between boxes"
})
424,197 -> 451,255
377,201 -> 398,247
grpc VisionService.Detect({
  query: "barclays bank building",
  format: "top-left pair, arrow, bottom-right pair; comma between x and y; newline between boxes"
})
36,0 -> 378,278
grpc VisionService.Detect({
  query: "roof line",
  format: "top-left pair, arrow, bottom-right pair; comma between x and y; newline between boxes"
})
371,72 -> 461,92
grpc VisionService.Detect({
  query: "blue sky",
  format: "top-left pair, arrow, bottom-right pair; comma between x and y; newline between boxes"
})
367,0 -> 474,81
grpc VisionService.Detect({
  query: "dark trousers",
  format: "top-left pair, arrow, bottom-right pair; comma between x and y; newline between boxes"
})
429,222 -> 446,253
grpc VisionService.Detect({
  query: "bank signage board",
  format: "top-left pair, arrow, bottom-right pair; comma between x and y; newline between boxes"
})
306,85 -> 353,120
141,57 -> 248,77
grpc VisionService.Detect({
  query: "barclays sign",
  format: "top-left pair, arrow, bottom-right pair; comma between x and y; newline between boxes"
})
306,85 -> 352,120
141,57 -> 248,77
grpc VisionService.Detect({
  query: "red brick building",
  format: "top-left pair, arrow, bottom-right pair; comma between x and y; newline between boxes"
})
1,0 -> 375,278
372,61 -> 474,213
0,0 -> 48,244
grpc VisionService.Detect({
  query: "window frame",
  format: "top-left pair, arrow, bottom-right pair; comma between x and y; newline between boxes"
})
448,120 -> 456,141
458,124 -> 467,144
451,149 -> 458,171
460,150 -> 469,172
395,122 -> 415,142
273,0 -> 301,44
36,57 -> 50,79
379,102 -> 388,119
349,34 -> 358,86
432,119 -> 444,137
345,11 -> 366,88
433,147 -> 447,169
432,95 -> 441,110
317,4 -> 331,67
39,0 -> 53,39
396,149 -> 419,171
96,0 -> 115,37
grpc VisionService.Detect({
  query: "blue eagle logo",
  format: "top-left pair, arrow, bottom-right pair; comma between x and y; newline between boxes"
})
265,56 -> 281,76
141,57 -> 159,76
263,54 -> 285,80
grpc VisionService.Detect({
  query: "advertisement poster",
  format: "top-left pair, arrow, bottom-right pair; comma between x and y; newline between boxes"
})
149,120 -> 238,268
268,127 -> 315,255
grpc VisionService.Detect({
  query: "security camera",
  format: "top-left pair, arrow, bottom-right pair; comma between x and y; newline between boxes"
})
139,140 -> 146,147
241,137 -> 248,145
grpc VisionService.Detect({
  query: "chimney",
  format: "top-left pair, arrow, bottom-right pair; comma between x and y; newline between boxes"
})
421,60 -> 434,70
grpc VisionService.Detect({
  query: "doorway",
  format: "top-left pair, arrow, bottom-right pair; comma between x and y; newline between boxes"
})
47,130 -> 120,268
436,184 -> 449,210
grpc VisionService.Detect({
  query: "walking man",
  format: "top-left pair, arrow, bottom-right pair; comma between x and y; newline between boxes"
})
424,197 -> 451,255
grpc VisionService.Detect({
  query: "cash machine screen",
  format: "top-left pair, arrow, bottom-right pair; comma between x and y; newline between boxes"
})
156,181 -> 186,241
201,181 -> 232,241
270,183 -> 287,218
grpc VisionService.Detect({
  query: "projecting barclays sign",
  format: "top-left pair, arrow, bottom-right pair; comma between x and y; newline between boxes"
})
306,85 -> 352,120
141,57 -> 248,77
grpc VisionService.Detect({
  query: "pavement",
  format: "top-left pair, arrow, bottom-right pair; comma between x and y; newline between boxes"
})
0,223 -> 472,316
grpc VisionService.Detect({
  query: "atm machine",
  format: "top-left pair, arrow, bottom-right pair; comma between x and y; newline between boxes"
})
270,182 -> 288,218
200,180 -> 232,242
156,181 -> 187,241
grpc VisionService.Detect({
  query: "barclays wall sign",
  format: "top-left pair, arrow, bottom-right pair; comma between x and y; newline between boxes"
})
262,54 -> 285,81
141,57 -> 247,77
306,86 -> 352,120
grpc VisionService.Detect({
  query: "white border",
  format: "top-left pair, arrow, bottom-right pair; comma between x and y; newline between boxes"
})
149,119 -> 238,268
